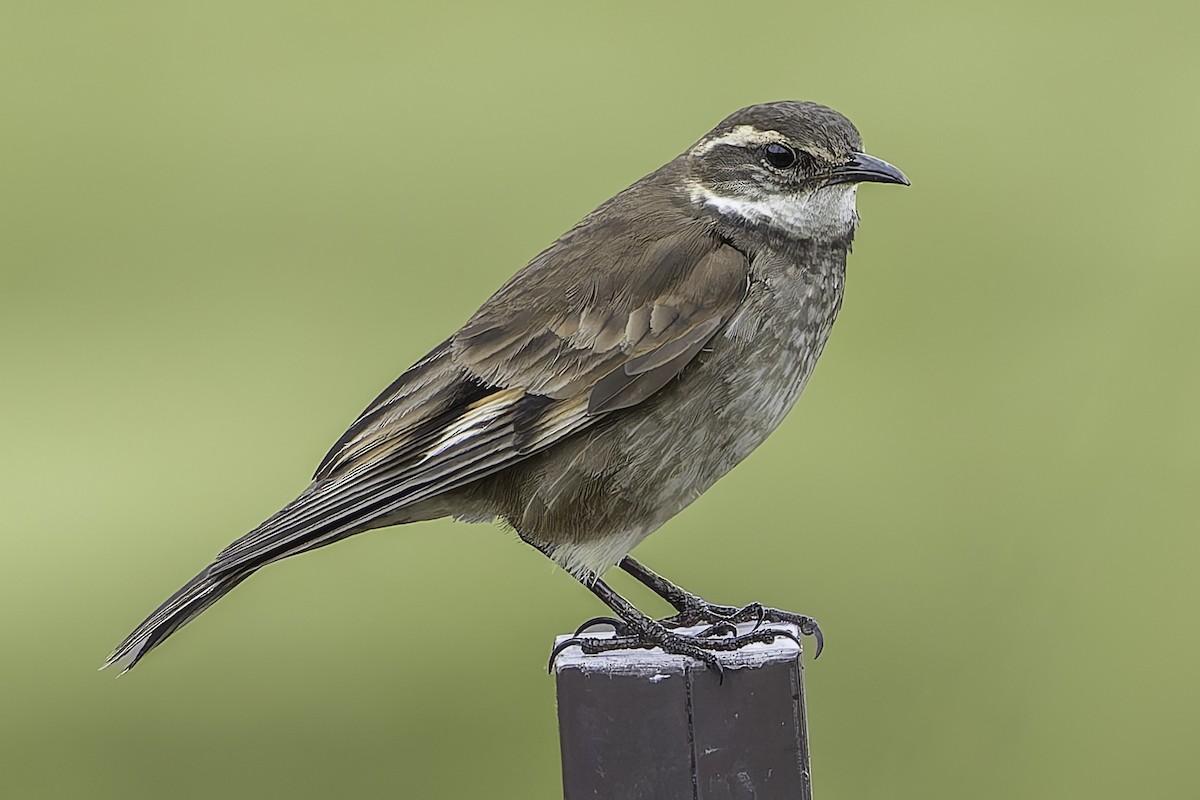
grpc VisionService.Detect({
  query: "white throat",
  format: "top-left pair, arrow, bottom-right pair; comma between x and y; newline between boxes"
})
690,182 -> 860,238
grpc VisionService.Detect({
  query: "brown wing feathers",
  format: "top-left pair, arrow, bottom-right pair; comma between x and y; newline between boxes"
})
213,225 -> 749,573
210,386 -> 580,575
454,227 -> 746,398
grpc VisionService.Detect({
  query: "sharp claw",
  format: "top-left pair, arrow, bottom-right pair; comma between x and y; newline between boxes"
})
700,653 -> 724,684
811,625 -> 824,659
572,616 -> 623,637
747,603 -> 765,631
547,636 -> 584,672
768,627 -> 803,649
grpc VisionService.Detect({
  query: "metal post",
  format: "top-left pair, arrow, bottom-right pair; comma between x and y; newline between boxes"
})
552,622 -> 812,800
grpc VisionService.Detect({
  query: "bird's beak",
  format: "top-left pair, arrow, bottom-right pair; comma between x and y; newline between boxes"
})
826,152 -> 910,187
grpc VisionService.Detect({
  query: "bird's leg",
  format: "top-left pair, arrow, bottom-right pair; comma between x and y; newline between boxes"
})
619,556 -> 825,658
549,577 -> 801,681
619,556 -> 735,622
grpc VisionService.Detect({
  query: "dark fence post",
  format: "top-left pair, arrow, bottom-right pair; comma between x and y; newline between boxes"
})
552,622 -> 812,800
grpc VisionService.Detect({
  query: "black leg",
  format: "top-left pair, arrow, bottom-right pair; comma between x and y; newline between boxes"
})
619,555 -> 825,658
619,556 -> 705,614
549,577 -> 801,682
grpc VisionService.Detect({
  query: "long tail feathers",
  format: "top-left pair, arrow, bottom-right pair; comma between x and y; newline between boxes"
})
102,566 -> 253,674
101,352 -> 594,674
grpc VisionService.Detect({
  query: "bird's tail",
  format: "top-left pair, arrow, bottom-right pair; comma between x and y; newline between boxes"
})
102,566 -> 254,674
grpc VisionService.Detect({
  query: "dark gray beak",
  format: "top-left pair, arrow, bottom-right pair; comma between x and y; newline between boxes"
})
826,152 -> 910,186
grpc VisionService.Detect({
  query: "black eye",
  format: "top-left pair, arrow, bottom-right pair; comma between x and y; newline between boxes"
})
763,142 -> 797,169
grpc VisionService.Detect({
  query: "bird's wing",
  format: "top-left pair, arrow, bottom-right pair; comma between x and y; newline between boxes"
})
454,216 -> 750,411
209,215 -> 748,575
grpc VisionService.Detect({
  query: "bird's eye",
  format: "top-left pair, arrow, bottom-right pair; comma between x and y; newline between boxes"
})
763,142 -> 797,169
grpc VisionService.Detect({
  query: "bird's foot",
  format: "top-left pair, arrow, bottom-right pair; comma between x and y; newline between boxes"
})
572,614 -> 741,640
661,600 -> 824,659
549,617 -> 801,683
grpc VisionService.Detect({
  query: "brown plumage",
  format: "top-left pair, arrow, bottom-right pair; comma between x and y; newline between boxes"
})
106,101 -> 907,672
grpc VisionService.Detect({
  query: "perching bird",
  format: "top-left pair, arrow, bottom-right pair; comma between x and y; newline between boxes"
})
106,101 -> 908,674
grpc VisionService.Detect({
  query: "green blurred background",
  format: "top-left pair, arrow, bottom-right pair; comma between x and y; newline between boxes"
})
3,1 -> 1198,797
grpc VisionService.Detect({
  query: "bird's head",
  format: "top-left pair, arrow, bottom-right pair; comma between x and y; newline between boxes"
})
681,101 -> 908,240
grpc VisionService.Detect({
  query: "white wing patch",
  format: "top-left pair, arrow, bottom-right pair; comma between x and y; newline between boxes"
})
421,388 -> 524,461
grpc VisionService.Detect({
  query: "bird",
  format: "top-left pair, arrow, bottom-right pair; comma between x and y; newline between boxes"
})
105,100 -> 908,675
